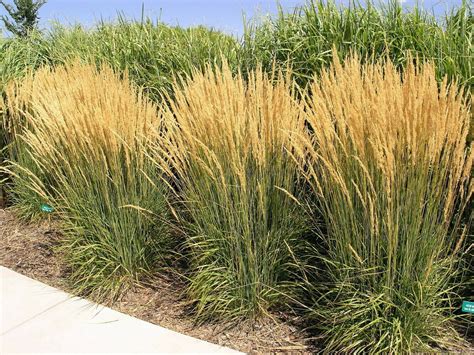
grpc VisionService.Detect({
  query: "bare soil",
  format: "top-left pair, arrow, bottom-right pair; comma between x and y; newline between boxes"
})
0,208 -> 315,354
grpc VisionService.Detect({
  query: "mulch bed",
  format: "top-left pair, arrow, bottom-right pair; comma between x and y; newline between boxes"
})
0,208 -> 316,354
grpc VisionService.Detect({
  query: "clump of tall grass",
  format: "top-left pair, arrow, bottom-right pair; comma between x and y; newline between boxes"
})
243,0 -> 473,88
4,62 -> 172,298
290,54 -> 473,352
150,63 -> 309,321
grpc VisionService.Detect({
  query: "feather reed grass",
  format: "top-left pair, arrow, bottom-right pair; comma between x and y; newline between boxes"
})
290,53 -> 473,352
3,62 -> 172,298
150,63 -> 309,321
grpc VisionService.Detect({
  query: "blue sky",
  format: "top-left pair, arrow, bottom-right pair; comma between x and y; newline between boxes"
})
0,0 -> 466,37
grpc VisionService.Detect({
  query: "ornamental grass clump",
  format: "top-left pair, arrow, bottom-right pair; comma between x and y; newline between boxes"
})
290,54 -> 473,352
4,62 -> 171,298
151,63 -> 309,321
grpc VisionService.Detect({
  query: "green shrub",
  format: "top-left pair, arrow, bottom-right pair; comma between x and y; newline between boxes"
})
290,54 -> 473,352
151,63 -> 309,321
3,62 -> 172,299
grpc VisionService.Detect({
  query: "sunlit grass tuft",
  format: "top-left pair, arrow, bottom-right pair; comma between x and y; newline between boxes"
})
3,62 -> 172,299
150,63 -> 310,321
290,53 -> 473,352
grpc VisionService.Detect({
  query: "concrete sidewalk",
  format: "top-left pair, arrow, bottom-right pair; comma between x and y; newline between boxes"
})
0,266 -> 242,354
